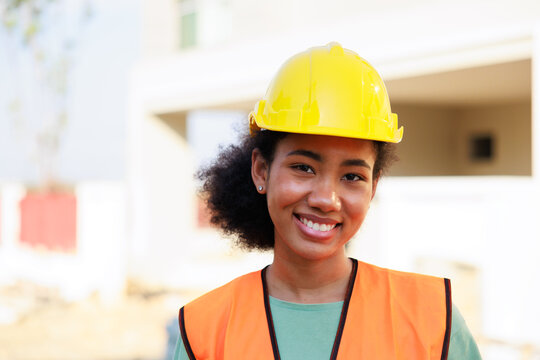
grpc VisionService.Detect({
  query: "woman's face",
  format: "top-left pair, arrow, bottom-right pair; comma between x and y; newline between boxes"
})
252,133 -> 378,262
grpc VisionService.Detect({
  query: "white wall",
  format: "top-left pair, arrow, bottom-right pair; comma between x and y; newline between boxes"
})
140,0 -> 179,57
127,112 -> 197,283
0,0 -> 139,184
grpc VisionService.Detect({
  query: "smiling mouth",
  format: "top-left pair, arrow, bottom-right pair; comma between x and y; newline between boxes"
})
295,215 -> 340,232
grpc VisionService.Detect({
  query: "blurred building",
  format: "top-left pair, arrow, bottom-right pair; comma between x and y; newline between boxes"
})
0,0 -> 539,359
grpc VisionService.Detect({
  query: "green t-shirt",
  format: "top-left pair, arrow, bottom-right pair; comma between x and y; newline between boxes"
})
173,298 -> 482,359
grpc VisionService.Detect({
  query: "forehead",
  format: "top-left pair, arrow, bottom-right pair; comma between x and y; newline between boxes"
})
275,133 -> 376,162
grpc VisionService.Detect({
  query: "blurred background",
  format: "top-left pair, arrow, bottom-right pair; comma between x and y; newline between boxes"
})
1,0 -> 540,359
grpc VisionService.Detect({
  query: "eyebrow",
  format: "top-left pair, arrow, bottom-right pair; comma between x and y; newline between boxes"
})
341,159 -> 371,169
287,149 -> 321,161
287,149 -> 372,170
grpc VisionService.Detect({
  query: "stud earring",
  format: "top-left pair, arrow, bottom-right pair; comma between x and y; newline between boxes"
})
258,185 -> 263,191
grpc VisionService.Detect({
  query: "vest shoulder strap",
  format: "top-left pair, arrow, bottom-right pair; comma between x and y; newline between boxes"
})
179,270 -> 274,359
338,261 -> 451,360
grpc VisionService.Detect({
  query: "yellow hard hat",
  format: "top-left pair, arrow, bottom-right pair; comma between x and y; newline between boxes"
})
249,42 -> 403,143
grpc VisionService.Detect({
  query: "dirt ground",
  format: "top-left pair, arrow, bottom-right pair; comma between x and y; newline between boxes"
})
0,281 -> 192,360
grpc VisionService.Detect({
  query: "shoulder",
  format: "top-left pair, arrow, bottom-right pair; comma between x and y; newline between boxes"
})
355,262 -> 452,351
183,269 -> 262,309
342,260 -> 452,358
358,260 -> 444,280
179,269 -> 266,359
356,260 -> 449,295
448,304 -> 482,359
182,269 -> 262,320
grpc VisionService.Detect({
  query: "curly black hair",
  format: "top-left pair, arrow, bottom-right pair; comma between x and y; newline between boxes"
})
198,129 -> 397,250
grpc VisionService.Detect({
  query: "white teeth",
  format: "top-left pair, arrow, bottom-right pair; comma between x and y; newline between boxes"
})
299,217 -> 336,232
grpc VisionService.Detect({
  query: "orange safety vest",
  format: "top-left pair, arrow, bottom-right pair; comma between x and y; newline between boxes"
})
179,259 -> 452,360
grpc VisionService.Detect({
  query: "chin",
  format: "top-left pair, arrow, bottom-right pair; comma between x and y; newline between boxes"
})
289,241 -> 346,262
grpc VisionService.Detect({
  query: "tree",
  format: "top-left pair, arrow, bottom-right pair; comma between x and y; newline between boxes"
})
1,0 -> 93,188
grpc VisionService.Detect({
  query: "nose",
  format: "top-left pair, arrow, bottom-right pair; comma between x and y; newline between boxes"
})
307,178 -> 342,213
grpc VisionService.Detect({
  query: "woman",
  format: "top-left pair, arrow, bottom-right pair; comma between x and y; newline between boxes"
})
174,43 -> 481,359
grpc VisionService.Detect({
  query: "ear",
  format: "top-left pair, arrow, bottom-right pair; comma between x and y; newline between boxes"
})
371,173 -> 380,201
251,148 -> 269,194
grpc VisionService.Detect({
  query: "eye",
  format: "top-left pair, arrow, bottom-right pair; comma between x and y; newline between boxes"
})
291,164 -> 315,174
342,173 -> 364,182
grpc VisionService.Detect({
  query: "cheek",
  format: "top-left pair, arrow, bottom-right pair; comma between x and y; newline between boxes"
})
266,180 -> 311,231
268,173 -> 308,208
343,189 -> 373,226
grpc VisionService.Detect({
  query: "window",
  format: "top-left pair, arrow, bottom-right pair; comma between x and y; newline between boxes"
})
470,134 -> 494,161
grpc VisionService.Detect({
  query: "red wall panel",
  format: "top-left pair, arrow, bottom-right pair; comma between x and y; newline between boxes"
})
19,193 -> 77,252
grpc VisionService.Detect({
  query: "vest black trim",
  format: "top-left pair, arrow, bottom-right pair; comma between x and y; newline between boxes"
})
261,258 -> 358,360
180,260 -> 450,360
179,306 -> 197,360
261,266 -> 281,360
441,278 -> 452,360
329,258 -> 358,359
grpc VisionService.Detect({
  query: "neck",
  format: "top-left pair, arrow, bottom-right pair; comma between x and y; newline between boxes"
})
266,251 -> 352,304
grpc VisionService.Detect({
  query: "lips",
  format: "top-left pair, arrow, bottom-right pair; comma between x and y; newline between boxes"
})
294,213 -> 341,235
